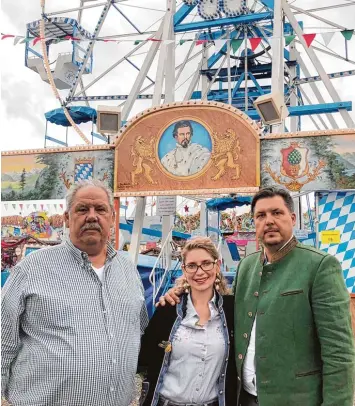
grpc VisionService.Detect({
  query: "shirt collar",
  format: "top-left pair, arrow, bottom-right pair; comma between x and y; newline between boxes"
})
263,235 -> 296,265
183,292 -> 220,323
65,238 -> 117,265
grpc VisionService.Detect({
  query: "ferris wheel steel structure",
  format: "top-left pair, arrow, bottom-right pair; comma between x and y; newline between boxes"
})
32,0 -> 355,147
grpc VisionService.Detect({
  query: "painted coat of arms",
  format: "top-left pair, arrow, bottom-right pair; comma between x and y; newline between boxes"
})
264,142 -> 326,192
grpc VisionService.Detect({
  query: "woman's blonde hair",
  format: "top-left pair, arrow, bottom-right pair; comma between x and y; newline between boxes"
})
181,237 -> 230,295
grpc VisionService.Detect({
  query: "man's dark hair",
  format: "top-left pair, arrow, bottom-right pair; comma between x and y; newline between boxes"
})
251,186 -> 294,215
172,120 -> 193,138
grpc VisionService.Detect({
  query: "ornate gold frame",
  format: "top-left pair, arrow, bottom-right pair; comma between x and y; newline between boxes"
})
155,115 -> 214,181
114,101 -> 261,197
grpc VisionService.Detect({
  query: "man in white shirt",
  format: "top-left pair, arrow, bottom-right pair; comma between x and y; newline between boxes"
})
160,120 -> 211,177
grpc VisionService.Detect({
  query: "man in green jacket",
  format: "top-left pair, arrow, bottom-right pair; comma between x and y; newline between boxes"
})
160,186 -> 355,406
233,186 -> 355,406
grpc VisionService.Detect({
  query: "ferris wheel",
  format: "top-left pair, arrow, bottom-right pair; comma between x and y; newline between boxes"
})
27,0 -> 355,146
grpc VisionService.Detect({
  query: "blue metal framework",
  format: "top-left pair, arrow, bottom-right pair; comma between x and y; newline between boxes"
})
173,3 -> 353,123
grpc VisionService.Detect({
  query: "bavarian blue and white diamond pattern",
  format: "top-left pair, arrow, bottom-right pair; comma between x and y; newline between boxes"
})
318,191 -> 355,293
74,162 -> 93,182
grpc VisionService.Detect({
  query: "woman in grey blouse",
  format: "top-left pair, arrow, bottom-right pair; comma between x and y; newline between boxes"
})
138,237 -> 238,406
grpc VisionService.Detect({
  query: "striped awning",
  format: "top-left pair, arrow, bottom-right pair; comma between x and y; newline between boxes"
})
27,17 -> 93,40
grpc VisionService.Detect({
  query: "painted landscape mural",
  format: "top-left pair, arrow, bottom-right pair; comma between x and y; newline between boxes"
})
1,148 -> 114,201
261,133 -> 355,192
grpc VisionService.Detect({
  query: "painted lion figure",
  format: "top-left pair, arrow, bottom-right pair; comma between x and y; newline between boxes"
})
210,128 -> 241,181
131,136 -> 157,185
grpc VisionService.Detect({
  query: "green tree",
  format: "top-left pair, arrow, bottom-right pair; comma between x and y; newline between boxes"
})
19,168 -> 27,192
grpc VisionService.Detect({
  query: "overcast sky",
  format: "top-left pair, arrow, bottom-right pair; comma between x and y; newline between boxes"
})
1,0 -> 354,152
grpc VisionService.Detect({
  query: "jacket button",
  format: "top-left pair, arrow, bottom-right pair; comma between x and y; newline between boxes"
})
259,271 -> 262,276
248,312 -> 253,317
243,333 -> 248,338
254,292 -> 259,297
238,354 -> 243,360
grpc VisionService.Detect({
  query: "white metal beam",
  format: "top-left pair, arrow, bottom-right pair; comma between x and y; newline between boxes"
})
296,50 -> 338,129
283,0 -> 355,128
121,23 -> 164,120
153,0 -> 174,105
271,0 -> 285,132
67,1 -> 112,102
164,0 -> 176,103
128,197 -> 146,267
290,5 -> 346,30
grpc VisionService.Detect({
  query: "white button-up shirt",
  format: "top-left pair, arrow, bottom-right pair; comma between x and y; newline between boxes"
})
160,294 -> 224,403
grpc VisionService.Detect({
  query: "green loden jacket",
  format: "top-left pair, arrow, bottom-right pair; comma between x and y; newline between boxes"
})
233,237 -> 355,406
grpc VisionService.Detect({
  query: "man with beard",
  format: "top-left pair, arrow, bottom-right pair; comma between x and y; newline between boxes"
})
2,180 -> 148,406
159,186 -> 355,406
161,120 -> 211,177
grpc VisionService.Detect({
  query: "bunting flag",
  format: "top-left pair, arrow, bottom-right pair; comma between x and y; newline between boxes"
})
40,204 -> 44,211
26,204 -> 31,209
249,37 -> 262,51
341,29 -> 354,41
33,204 -> 37,210
321,32 -> 335,47
53,204 -> 57,211
303,33 -> 316,48
33,37 -> 42,46
4,204 -> 8,211
59,204 -> 64,210
1,34 -> 15,40
13,36 -> 24,45
12,204 -> 16,210
1,30 -> 354,49
285,35 -> 296,46
231,39 -> 243,54
214,39 -> 227,54
19,204 -> 23,210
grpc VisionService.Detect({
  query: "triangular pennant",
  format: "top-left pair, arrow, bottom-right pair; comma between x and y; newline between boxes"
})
20,36 -> 34,44
179,39 -> 187,45
33,204 -> 37,210
59,204 -> 64,210
196,39 -> 207,46
1,34 -> 15,40
26,204 -> 31,209
40,204 -> 44,211
134,40 -> 143,45
249,37 -> 262,51
12,204 -> 16,210
302,33 -> 316,48
341,29 -> 354,41
33,37 -> 42,46
54,204 -> 57,210
214,39 -> 227,54
13,36 -> 24,45
19,204 -> 23,210
285,35 -> 296,46
4,204 -> 8,211
231,39 -> 243,54
321,32 -> 335,47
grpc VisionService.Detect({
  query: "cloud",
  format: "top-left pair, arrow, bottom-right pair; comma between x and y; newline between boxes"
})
1,0 -> 354,152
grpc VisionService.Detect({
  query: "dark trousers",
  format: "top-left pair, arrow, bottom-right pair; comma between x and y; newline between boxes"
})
239,388 -> 258,406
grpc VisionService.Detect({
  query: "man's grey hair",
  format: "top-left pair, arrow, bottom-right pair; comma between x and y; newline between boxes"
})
65,180 -> 114,212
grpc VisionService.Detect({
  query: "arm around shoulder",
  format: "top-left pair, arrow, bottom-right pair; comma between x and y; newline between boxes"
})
311,254 -> 355,406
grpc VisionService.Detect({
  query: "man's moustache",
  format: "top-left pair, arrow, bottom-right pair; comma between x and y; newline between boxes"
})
81,223 -> 102,233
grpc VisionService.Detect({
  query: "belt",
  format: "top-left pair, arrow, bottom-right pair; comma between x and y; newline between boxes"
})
158,394 -> 219,406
